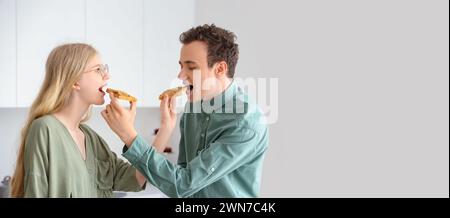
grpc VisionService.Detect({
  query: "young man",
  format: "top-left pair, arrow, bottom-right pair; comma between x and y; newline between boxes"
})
102,24 -> 269,197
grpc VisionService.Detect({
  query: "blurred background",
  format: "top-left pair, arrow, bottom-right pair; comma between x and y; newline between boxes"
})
0,0 -> 448,197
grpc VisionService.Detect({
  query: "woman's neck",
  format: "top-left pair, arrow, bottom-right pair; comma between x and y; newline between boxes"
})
53,97 -> 90,132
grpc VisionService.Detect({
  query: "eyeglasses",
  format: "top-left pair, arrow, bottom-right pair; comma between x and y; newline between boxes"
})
84,64 -> 109,78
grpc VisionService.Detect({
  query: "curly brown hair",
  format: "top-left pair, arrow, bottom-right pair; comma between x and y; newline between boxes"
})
179,24 -> 239,78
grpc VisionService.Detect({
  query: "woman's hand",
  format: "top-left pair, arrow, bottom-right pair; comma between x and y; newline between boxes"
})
101,93 -> 138,146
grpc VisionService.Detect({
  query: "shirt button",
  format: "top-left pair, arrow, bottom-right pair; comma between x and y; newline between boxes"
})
210,167 -> 215,173
200,133 -> 205,137
206,117 -> 210,121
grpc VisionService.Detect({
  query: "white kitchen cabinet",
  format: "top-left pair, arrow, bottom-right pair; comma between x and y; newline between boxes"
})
2,0 -> 195,108
142,0 -> 194,107
86,0 -> 144,107
0,0 -> 17,107
16,0 -> 85,107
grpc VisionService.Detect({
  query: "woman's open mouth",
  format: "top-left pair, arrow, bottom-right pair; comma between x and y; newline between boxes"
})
99,84 -> 107,94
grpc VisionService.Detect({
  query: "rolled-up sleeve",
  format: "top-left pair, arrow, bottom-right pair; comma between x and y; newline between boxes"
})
110,151 -> 145,192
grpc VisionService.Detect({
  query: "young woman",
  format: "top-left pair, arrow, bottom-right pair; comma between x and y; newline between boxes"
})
10,43 -> 146,197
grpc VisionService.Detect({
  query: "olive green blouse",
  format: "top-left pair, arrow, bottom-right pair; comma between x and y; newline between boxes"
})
23,115 -> 143,198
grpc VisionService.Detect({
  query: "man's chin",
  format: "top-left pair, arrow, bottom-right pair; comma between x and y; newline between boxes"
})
187,96 -> 197,103
187,94 -> 202,103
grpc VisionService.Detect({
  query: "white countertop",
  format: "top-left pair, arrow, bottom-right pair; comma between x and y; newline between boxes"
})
114,185 -> 168,198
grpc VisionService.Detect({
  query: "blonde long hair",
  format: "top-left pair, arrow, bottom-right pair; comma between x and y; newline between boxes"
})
10,43 -> 97,197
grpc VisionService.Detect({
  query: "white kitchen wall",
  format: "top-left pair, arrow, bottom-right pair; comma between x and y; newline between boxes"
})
0,0 -> 194,107
143,0 -> 194,107
196,0 -> 449,197
0,108 -> 27,179
86,0 -> 144,107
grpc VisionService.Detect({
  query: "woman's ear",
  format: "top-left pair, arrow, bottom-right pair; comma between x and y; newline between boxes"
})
72,82 -> 81,91
215,61 -> 228,77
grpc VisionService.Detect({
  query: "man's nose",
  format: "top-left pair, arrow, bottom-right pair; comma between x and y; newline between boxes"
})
178,70 -> 186,80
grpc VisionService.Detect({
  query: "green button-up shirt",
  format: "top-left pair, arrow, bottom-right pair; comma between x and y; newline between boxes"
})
123,81 -> 269,197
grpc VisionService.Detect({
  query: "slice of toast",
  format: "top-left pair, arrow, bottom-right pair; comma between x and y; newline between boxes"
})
159,86 -> 187,100
106,88 -> 137,102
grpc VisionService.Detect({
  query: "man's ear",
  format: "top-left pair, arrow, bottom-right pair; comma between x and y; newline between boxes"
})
72,81 -> 81,91
214,61 -> 228,77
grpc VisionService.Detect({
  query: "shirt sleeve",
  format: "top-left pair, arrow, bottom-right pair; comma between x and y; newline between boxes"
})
110,151 -> 145,192
23,120 -> 50,198
96,135 -> 144,192
122,125 -> 259,198
177,114 -> 187,168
